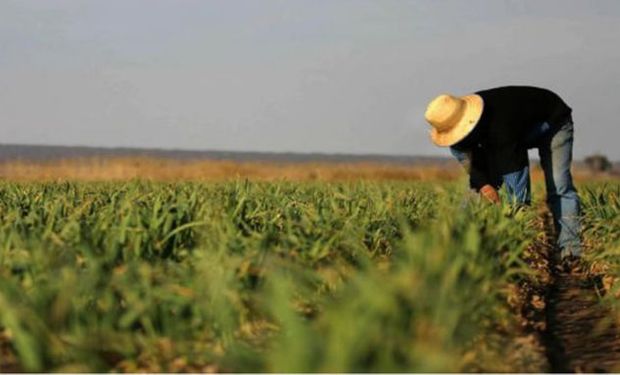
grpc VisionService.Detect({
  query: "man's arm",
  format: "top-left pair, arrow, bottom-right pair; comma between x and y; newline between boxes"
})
484,141 -> 531,205
450,146 -> 500,203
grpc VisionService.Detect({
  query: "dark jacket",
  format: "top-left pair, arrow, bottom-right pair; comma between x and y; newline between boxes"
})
450,86 -> 572,190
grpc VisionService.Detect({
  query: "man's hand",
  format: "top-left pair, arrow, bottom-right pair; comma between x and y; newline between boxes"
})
480,184 -> 500,204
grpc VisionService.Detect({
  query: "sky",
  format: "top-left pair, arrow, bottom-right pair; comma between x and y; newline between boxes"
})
1,0 -> 619,159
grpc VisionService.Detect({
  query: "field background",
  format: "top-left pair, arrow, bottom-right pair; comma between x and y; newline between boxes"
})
0,150 -> 619,372
0,156 -> 614,184
0,143 -> 618,182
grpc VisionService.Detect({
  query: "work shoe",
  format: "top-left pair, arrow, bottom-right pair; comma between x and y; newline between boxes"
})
556,255 -> 585,274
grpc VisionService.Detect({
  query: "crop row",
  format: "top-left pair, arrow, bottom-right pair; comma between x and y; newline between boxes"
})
0,181 -> 543,371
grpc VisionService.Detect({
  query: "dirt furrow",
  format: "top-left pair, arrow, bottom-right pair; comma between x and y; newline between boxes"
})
544,269 -> 620,372
537,210 -> 620,373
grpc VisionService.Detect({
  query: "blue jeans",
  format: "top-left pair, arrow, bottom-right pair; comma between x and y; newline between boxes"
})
451,118 -> 582,258
527,118 -> 582,258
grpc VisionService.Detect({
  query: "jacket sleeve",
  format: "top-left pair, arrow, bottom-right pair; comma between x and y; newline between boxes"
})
450,146 -> 492,191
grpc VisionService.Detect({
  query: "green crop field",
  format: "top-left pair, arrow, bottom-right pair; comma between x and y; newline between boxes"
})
0,180 -> 618,372
581,184 -> 620,296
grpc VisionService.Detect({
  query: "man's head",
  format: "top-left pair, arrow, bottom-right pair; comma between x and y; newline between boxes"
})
424,93 -> 484,147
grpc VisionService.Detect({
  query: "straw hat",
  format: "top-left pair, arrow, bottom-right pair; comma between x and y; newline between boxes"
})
424,93 -> 484,147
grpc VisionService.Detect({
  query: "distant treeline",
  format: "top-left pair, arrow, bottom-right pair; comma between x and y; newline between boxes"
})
0,144 -> 617,173
0,144 -> 456,166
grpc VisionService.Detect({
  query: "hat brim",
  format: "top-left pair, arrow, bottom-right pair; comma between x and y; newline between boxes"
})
430,94 -> 484,147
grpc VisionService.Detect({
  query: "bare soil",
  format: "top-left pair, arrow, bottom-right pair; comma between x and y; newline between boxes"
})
543,267 -> 620,372
535,211 -> 620,373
